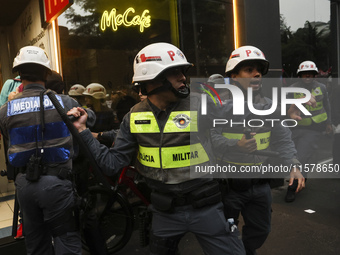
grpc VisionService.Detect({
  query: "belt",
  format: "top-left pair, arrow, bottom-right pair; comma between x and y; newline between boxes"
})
152,181 -> 222,210
21,167 -> 72,180
251,178 -> 270,185
44,168 -> 72,180
173,195 -> 192,207
228,178 -> 269,192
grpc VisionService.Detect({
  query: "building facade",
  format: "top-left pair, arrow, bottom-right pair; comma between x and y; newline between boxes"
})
0,0 -> 283,94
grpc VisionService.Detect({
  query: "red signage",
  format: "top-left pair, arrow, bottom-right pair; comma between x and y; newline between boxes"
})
44,0 -> 73,23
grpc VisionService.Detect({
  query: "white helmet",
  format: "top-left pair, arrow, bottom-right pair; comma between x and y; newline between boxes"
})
297,61 -> 318,75
83,83 -> 106,99
13,46 -> 51,72
68,84 -> 85,96
208,74 -> 225,84
132,42 -> 192,83
225,45 -> 269,76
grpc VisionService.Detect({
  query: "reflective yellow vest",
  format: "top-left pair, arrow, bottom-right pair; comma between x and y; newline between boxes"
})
294,85 -> 328,126
130,98 -> 210,183
218,93 -> 272,165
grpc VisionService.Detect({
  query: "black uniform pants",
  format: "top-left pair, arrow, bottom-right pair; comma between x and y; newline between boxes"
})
149,202 -> 245,255
224,182 -> 272,255
15,173 -> 81,255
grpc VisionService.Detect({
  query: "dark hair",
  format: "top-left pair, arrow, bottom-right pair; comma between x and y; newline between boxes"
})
116,96 -> 137,122
19,64 -> 50,82
46,71 -> 65,94
111,90 -> 126,97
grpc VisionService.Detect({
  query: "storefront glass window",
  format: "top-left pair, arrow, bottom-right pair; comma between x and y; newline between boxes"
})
58,0 -> 233,96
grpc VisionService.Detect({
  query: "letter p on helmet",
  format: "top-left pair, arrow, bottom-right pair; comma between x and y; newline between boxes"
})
167,50 -> 175,61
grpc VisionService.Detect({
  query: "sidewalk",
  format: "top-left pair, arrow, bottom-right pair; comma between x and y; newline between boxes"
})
259,178 -> 340,255
111,134 -> 340,255
1,134 -> 338,254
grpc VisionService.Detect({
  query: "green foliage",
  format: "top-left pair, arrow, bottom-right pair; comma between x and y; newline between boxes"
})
280,15 -> 331,77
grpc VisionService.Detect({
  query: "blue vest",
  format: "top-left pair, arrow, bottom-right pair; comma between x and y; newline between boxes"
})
6,89 -> 73,167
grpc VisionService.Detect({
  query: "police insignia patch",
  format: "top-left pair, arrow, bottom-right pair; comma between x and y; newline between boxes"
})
173,114 -> 191,129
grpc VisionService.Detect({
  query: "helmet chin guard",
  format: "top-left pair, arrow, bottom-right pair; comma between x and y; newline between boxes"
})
133,43 -> 192,99
170,83 -> 190,98
145,78 -> 190,98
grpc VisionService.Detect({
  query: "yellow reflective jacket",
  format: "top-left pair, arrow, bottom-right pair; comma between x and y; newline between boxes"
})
130,97 -> 211,183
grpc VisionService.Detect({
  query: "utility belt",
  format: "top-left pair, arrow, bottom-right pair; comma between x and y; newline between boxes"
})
228,178 -> 270,192
21,155 -> 72,182
150,181 -> 221,213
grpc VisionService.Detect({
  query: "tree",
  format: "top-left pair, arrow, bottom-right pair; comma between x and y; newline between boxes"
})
280,15 -> 331,78
280,14 -> 293,44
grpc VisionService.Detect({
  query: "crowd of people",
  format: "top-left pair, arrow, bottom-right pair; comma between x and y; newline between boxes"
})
0,42 -> 335,255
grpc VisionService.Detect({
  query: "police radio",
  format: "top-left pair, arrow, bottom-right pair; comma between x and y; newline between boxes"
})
26,91 -> 46,182
244,128 -> 253,139
26,153 -> 44,182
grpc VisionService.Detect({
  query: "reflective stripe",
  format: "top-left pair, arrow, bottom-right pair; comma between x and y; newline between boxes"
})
8,147 -> 71,167
9,122 -> 70,145
297,118 -> 312,126
294,87 -> 327,126
7,95 -> 64,116
131,111 -> 198,133
297,112 -> 328,126
222,131 -> 271,150
162,143 -> 209,168
138,143 -> 209,169
137,146 -> 160,168
130,112 -> 159,133
6,92 -> 71,167
313,112 -> 328,123
305,101 -> 323,111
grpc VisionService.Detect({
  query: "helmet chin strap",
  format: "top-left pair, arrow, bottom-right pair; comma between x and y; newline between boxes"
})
146,79 -> 190,98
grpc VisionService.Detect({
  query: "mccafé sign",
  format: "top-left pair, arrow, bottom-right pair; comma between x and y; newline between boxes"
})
100,7 -> 151,33
44,0 -> 73,23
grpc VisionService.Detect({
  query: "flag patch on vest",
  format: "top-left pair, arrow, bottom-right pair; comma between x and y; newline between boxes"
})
173,114 -> 190,129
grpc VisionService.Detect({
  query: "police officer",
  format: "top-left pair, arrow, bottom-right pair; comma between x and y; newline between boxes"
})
83,83 -> 117,132
72,42 -> 246,255
0,46 -> 95,255
285,60 -> 332,202
210,45 -> 305,255
68,84 -> 86,106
